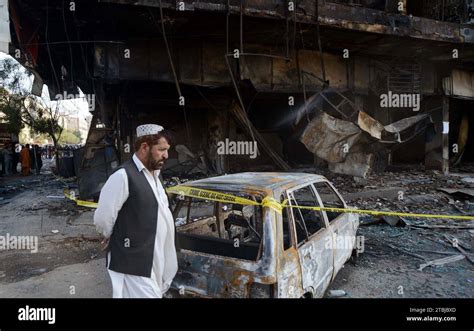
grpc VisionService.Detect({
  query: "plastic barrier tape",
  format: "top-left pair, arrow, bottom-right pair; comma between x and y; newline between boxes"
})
63,185 -> 474,221
166,185 -> 474,221
64,190 -> 98,208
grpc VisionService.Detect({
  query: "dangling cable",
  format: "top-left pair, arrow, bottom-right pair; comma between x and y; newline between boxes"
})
62,0 -> 74,84
226,0 -> 230,54
315,0 -> 326,83
45,0 -> 62,93
151,2 -> 190,144
240,0 -> 244,54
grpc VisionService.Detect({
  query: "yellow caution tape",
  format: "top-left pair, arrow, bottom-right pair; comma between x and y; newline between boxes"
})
166,185 -> 261,207
262,196 -> 284,214
62,184 -> 474,221
166,185 -> 474,221
283,205 -> 474,220
64,190 -> 98,208
53,171 -> 99,208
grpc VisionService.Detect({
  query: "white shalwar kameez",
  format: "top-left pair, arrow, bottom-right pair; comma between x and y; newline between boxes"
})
93,154 -> 178,298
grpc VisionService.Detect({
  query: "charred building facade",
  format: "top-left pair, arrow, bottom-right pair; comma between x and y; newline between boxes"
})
4,0 -> 474,199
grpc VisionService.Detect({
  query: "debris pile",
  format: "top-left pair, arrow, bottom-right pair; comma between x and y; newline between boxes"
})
322,167 -> 474,274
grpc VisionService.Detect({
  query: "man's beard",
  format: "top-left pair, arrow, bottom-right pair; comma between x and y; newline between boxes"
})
146,150 -> 164,171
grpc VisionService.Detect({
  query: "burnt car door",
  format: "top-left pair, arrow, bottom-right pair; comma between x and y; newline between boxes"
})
313,181 -> 357,277
286,183 -> 334,298
276,193 -> 304,298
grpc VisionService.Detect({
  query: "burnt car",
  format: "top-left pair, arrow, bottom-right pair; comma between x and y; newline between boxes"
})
167,172 -> 360,298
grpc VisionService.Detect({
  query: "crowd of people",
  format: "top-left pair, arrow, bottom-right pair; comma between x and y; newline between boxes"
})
0,143 -> 56,177
0,143 -> 85,177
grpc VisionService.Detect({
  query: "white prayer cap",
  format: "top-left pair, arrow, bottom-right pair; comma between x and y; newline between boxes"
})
136,124 -> 164,137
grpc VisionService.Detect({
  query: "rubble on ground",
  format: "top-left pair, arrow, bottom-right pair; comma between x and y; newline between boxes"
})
321,165 -> 474,297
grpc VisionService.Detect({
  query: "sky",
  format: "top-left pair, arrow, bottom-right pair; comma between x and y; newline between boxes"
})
0,51 -> 93,121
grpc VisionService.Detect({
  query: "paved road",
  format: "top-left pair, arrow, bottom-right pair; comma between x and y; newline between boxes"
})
0,258 -> 111,298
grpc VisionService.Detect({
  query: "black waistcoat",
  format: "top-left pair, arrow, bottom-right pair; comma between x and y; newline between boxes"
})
108,159 -> 159,277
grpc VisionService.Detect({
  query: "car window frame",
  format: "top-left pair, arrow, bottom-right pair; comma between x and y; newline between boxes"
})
286,182 -> 329,247
171,191 -> 265,262
313,180 -> 348,224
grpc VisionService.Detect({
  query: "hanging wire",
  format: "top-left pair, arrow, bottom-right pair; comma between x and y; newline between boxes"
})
150,1 -> 191,145
62,0 -> 74,84
292,1 -> 297,57
286,1 -> 289,59
240,0 -> 244,54
45,0 -> 66,146
71,8 -> 101,116
224,54 -> 256,143
315,0 -> 326,82
45,0 -> 62,93
155,2 -> 181,97
226,0 -> 230,55
223,1 -> 255,142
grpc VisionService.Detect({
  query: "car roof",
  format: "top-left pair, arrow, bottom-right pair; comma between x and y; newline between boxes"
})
180,172 -> 328,195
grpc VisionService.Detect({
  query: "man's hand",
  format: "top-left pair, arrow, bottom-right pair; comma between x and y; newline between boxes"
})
100,237 -> 110,251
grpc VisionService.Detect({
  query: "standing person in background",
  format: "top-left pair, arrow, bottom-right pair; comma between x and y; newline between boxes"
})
32,145 -> 43,175
11,143 -> 19,174
0,146 -> 7,176
29,145 -> 35,172
20,144 -> 31,176
2,142 -> 12,176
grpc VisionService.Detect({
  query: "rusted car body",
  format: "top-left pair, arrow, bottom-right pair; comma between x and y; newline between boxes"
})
167,172 -> 359,298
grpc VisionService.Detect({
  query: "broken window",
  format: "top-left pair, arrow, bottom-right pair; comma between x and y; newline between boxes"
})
288,185 -> 326,246
314,182 -> 345,223
173,193 -> 263,261
225,204 -> 261,243
174,198 -> 217,236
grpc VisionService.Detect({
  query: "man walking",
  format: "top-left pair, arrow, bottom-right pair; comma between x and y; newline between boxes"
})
94,124 -> 178,298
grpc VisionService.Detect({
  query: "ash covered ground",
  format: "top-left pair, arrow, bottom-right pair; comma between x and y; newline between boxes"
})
1,160 -> 473,298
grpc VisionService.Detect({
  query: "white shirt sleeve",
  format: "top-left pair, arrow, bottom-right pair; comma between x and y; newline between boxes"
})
93,169 -> 129,238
